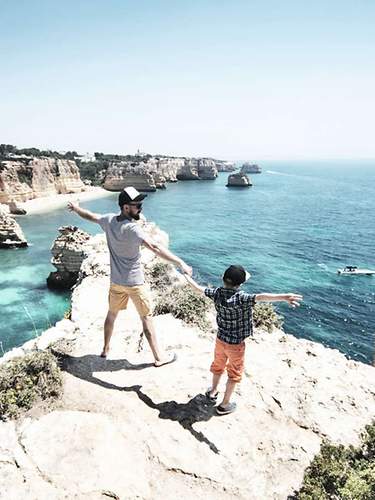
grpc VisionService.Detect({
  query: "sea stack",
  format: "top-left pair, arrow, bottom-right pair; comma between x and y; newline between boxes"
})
0,204 -> 28,248
241,162 -> 262,174
226,172 -> 252,187
47,225 -> 91,290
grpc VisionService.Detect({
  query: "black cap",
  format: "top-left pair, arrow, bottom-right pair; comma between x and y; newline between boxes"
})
223,265 -> 251,286
118,187 -> 147,208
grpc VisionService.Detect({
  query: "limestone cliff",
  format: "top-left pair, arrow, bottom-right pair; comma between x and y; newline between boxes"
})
156,157 -> 184,182
104,157 -> 220,189
103,162 -> 157,191
197,159 -> 218,180
1,224 -> 375,499
0,157 -> 85,205
176,159 -> 200,180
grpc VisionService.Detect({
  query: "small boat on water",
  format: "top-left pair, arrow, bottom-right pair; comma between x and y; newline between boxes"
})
337,266 -> 375,276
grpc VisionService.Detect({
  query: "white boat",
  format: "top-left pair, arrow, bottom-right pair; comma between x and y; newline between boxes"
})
337,266 -> 375,276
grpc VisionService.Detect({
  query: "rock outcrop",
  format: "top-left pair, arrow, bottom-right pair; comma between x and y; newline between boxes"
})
0,158 -> 85,205
0,205 -> 28,248
104,157 -> 219,189
1,226 -> 374,499
176,159 -> 200,180
103,162 -> 157,191
156,158 -> 184,182
0,203 -> 10,216
215,160 -> 236,172
226,172 -> 252,187
197,159 -> 218,180
241,162 -> 262,174
47,226 -> 91,290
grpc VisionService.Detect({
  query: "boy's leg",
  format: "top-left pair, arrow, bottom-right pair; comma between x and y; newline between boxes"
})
218,342 -> 245,408
221,379 -> 237,406
209,338 -> 228,396
210,373 -> 222,395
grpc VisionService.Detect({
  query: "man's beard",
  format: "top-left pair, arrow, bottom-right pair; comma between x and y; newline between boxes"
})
130,212 -> 141,220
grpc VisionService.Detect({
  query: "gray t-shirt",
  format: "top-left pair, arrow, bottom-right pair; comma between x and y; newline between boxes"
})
98,214 -> 147,286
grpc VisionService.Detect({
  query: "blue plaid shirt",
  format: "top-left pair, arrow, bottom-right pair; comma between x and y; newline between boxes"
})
204,287 -> 256,344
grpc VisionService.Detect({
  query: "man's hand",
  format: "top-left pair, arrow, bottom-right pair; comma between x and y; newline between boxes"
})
67,201 -> 101,223
67,201 -> 79,213
179,261 -> 192,276
285,294 -> 303,307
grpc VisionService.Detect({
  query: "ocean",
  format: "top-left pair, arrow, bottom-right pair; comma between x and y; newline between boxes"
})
1,160 -> 374,365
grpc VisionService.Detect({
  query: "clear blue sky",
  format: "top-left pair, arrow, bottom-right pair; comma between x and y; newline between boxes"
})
1,0 -> 374,160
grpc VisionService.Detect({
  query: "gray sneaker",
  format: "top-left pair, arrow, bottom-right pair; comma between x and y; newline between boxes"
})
216,402 -> 237,415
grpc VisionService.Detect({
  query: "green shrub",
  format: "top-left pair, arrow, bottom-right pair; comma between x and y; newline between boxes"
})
253,303 -> 283,332
154,284 -> 212,331
145,260 -> 175,292
295,422 -> 375,500
0,351 -> 63,420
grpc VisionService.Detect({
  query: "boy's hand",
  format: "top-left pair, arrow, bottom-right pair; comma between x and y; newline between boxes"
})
67,201 -> 79,213
285,294 -> 303,307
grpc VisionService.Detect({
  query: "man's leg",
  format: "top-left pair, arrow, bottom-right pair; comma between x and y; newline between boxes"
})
131,285 -> 175,366
103,283 -> 129,357
101,310 -> 118,357
141,316 -> 175,366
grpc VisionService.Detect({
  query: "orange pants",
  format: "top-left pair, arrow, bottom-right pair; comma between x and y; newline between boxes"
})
210,338 -> 246,383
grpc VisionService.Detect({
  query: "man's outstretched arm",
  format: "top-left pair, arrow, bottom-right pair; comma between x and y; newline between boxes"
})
142,236 -> 192,276
183,274 -> 205,294
67,201 -> 102,223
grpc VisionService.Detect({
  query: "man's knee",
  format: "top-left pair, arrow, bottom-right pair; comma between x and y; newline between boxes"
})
105,310 -> 118,323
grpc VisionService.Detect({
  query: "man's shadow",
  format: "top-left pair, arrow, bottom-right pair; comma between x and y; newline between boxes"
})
53,350 -> 220,454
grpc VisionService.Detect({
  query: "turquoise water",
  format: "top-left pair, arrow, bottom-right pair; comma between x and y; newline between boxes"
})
1,161 -> 374,364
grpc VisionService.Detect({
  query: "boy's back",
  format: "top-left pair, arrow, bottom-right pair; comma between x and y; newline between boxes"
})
205,287 -> 256,344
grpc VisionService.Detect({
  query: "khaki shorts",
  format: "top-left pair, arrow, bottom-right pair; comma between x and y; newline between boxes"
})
108,283 -> 153,317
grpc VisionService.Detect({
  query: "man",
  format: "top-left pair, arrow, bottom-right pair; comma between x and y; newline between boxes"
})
67,186 -> 192,366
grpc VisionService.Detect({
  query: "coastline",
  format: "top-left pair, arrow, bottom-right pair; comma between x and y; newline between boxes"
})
14,187 -> 115,216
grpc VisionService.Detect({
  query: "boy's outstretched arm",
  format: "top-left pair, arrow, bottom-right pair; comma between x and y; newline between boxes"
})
255,293 -> 303,308
183,273 -> 205,295
67,201 -> 102,223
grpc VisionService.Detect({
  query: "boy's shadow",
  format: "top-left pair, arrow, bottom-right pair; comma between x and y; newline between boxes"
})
53,350 -> 220,454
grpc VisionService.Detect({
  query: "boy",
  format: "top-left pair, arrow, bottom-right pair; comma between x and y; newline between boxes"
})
184,265 -> 302,415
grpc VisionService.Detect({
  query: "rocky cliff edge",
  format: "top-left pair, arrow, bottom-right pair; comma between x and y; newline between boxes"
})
1,223 -> 374,500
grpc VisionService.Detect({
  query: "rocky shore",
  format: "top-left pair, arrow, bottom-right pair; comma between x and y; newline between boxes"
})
1,222 -> 374,499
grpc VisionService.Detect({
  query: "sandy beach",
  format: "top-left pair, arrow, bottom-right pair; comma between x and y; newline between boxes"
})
14,187 -> 116,216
